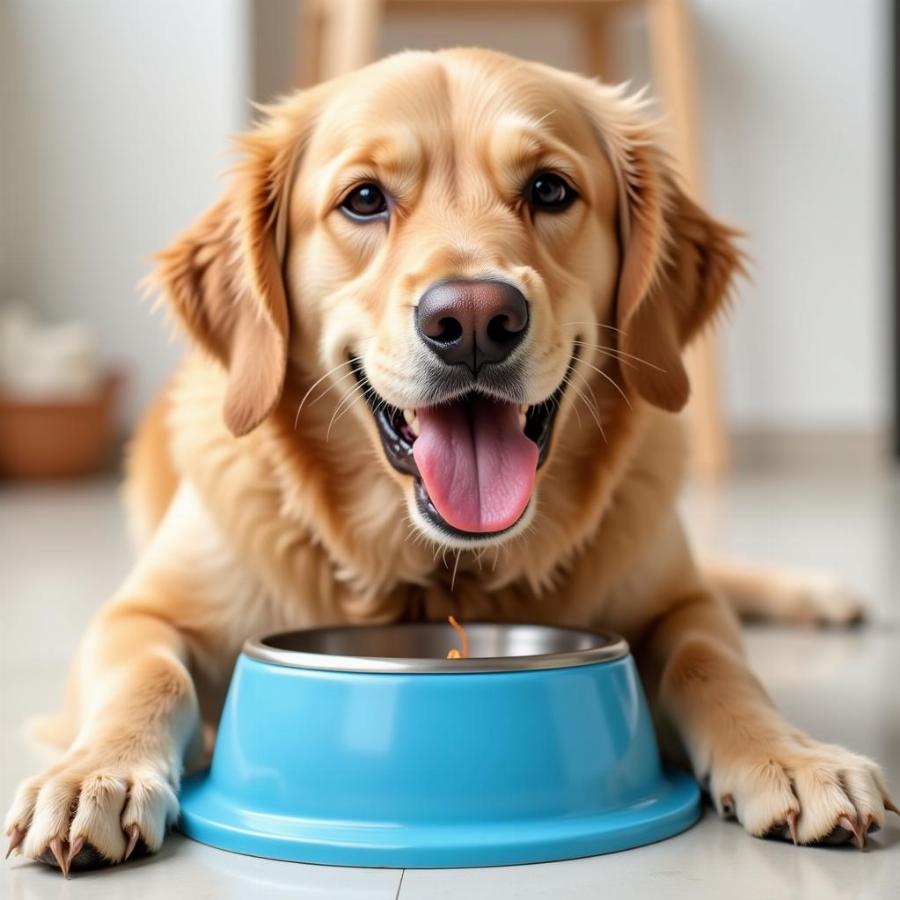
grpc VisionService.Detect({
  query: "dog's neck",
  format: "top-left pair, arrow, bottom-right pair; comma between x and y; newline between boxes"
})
170,355 -> 672,627
269,365 -> 647,608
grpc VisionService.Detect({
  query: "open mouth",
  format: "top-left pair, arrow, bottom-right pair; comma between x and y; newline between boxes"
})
351,357 -> 572,538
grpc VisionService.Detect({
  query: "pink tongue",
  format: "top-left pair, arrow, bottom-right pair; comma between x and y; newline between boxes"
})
412,396 -> 539,533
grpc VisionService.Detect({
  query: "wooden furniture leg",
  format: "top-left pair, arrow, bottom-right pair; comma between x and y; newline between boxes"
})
296,0 -> 326,87
647,0 -> 729,479
582,2 -> 621,84
319,0 -> 384,81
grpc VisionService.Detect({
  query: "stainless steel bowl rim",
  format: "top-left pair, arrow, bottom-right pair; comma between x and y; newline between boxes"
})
243,622 -> 629,673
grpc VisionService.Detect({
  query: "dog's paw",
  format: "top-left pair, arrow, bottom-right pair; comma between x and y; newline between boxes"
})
710,737 -> 897,847
4,749 -> 178,875
766,569 -> 866,626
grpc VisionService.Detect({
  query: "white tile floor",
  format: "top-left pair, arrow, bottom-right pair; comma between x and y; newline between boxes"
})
2,465 -> 899,899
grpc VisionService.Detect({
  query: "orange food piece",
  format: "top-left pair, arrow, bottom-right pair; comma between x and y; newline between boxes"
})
447,615 -> 469,659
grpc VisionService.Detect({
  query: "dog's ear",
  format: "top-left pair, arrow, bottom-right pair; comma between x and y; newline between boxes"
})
152,94 -> 318,436
614,141 -> 743,412
576,82 -> 744,412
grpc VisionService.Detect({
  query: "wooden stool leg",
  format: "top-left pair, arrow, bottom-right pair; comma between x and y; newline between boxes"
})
647,0 -> 729,479
582,4 -> 620,83
296,0 -> 326,87
319,0 -> 383,81
683,336 -> 727,477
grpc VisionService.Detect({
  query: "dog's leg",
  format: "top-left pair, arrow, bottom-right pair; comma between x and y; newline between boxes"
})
703,559 -> 866,625
628,519 -> 895,847
4,599 -> 198,873
640,589 -> 895,845
4,484 -> 255,873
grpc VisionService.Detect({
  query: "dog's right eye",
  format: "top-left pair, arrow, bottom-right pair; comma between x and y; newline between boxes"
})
340,183 -> 388,220
527,172 -> 577,213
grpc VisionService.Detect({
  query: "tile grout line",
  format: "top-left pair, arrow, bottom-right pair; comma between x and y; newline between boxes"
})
394,868 -> 406,900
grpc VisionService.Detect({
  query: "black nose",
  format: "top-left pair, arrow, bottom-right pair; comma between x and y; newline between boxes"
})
415,280 -> 529,373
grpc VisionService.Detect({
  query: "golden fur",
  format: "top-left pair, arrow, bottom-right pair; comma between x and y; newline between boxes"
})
5,49 -> 893,872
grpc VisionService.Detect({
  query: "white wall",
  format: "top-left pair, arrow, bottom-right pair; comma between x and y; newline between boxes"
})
1,1 -> 891,434
695,0 -> 891,431
0,0 -> 251,425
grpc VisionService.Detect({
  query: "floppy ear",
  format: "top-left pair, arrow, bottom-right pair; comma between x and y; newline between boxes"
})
152,96 -> 316,436
582,83 -> 744,412
614,141 -> 743,412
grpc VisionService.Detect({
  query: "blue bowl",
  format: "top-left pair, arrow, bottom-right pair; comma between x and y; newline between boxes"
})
179,623 -> 699,867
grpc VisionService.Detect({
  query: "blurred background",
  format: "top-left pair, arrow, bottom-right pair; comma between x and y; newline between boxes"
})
2,4 -> 899,892
0,0 -> 895,476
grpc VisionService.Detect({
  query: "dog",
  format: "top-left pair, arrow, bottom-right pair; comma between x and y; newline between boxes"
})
5,48 -> 894,874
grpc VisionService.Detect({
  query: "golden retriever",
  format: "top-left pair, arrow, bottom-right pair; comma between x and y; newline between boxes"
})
5,48 -> 894,873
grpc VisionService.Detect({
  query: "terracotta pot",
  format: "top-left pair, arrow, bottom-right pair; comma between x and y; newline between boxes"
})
0,370 -> 125,479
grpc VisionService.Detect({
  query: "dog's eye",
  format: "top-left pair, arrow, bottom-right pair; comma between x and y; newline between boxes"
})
341,183 -> 388,220
528,173 -> 577,212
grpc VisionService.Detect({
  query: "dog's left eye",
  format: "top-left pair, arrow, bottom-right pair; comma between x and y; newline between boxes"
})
340,183 -> 388,220
527,173 -> 577,212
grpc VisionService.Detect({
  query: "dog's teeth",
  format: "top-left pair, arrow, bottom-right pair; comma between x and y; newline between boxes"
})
403,409 -> 420,436
519,409 -> 527,430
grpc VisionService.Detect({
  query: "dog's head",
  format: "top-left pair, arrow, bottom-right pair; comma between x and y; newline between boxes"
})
156,49 -> 741,551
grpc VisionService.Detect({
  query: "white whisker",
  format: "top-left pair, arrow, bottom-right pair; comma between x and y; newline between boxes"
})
564,373 -> 607,442
451,550 -> 461,591
560,374 -> 584,431
571,339 -> 665,373
578,358 -> 632,408
559,321 -> 625,335
294,358 -> 355,430
308,366 -> 359,407
325,383 -> 366,441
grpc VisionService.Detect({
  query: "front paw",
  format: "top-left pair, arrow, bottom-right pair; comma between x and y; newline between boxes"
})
709,737 -> 897,847
4,748 -> 179,875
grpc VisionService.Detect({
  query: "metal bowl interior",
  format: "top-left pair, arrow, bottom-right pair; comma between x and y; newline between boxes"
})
245,622 -> 628,673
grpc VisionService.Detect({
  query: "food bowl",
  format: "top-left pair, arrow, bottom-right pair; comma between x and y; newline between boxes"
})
179,623 -> 699,867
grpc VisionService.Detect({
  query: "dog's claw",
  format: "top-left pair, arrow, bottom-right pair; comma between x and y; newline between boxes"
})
49,837 -> 69,877
5,826 -> 25,859
124,824 -> 140,862
854,815 -> 872,850
786,809 -> 799,845
885,796 -> 900,816
836,815 -> 863,848
720,793 -> 735,818
65,835 -> 85,870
